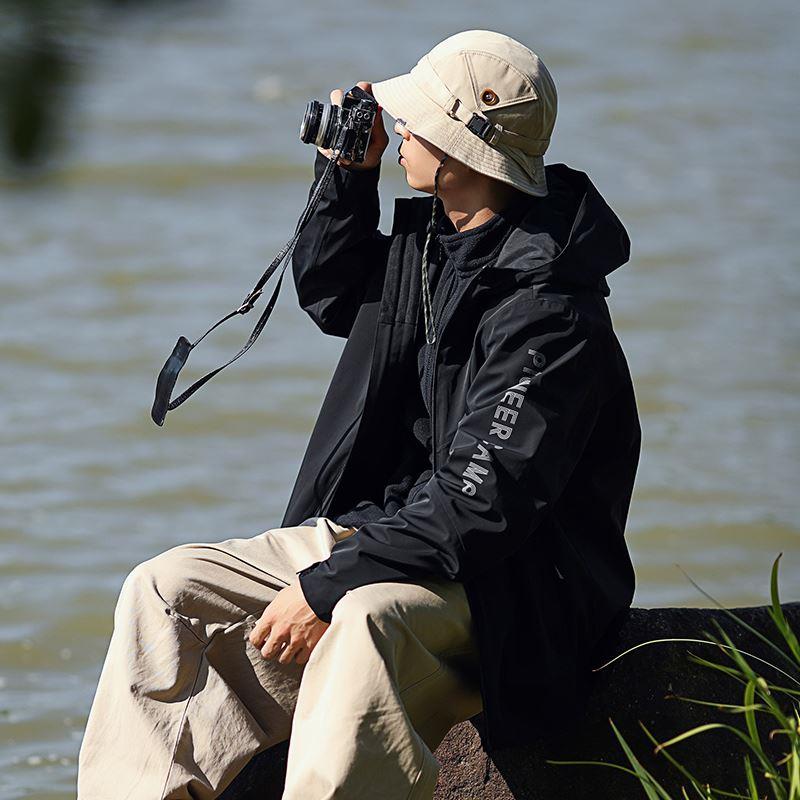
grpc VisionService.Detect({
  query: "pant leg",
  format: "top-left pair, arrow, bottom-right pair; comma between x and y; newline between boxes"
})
77,515 -> 483,800
281,563 -> 483,800
76,516 -> 354,800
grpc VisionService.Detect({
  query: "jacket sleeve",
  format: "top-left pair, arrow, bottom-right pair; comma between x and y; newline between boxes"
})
296,295 -> 604,622
292,150 -> 391,339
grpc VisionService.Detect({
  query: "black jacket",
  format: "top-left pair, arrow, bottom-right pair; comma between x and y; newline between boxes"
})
333,197 -> 529,529
282,150 -> 641,753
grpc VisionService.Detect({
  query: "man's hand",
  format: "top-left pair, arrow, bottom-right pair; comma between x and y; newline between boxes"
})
317,80 -> 389,171
248,581 -> 330,665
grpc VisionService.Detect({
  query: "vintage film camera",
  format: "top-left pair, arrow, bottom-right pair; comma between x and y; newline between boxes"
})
299,84 -> 379,163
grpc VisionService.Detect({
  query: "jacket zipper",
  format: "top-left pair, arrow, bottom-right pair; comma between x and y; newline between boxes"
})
430,263 -> 491,472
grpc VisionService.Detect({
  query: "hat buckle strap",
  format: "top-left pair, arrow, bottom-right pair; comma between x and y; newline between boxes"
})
443,95 -> 459,118
465,112 -> 502,145
443,95 -> 501,145
441,92 -> 549,155
494,126 -> 549,156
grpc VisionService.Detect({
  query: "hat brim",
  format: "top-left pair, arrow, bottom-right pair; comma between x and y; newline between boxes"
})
372,71 -> 548,197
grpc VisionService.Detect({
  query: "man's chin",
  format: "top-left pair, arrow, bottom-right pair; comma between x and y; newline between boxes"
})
409,181 -> 435,196
405,175 -> 426,193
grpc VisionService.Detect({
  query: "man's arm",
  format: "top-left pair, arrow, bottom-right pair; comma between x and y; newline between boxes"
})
293,149 -> 391,339
296,294 -> 605,622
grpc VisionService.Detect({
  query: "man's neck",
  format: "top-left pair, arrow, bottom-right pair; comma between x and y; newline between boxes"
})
441,183 -> 525,233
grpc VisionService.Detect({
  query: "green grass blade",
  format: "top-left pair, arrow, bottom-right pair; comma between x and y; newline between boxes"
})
676,563 -> 799,674
743,754 -> 759,800
641,723 -> 751,799
702,627 -> 800,690
667,692 -> 766,714
610,718 -> 674,799
710,623 -> 761,682
769,555 -> 800,664
656,723 -> 730,751
687,653 -> 749,683
656,721 -> 781,790
744,680 -> 762,752
593,638 -> 723,672
786,722 -> 799,800
545,758 -> 645,780
766,684 -> 800,698
595,640 -> 800,689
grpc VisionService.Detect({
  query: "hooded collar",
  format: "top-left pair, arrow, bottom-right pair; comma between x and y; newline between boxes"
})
390,162 -> 631,298
489,163 -> 631,297
433,191 -> 532,277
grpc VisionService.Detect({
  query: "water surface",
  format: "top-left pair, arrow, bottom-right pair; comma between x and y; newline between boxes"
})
1,1 -> 798,795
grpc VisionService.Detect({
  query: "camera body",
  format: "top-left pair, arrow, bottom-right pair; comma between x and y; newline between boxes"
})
299,85 -> 378,163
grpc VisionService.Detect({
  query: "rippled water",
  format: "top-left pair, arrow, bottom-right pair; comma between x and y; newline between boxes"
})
1,1 -> 798,795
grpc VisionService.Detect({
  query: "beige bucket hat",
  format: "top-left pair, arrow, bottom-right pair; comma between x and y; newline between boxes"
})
371,29 -> 557,197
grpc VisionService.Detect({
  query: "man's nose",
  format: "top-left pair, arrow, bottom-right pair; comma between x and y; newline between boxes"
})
394,118 -> 411,139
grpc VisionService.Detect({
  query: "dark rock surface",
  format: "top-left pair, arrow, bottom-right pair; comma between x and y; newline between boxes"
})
220,603 -> 799,799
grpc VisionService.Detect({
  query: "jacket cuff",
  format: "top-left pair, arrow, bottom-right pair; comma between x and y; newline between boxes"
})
296,561 -> 344,623
313,148 -> 382,191
296,543 -> 393,624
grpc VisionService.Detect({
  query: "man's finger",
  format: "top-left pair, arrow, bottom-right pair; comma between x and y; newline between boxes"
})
277,640 -> 302,665
260,629 -> 287,660
249,617 -> 271,648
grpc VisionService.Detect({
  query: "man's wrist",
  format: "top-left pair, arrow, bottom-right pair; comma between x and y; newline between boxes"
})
314,148 -> 381,179
296,563 -> 337,623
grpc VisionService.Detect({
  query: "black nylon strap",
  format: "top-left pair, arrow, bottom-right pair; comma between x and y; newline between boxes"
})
151,126 -> 351,426
466,112 -> 495,142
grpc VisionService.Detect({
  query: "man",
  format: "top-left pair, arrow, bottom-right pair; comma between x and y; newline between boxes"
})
282,25 -> 640,750
77,29 -> 640,800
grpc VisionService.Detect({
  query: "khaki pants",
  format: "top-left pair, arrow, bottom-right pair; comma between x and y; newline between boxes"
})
76,516 -> 483,799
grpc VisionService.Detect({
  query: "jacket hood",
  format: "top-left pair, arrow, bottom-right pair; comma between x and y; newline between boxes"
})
490,163 -> 631,297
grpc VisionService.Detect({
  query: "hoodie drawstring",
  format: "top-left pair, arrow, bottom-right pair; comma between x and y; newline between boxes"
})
420,156 -> 448,345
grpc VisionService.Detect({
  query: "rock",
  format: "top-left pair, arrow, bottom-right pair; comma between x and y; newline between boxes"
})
220,603 -> 800,799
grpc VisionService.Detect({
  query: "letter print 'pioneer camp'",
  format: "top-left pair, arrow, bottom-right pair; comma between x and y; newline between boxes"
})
460,348 -> 546,497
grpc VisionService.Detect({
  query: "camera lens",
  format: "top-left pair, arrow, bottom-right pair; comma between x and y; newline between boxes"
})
299,100 -> 342,150
299,100 -> 321,144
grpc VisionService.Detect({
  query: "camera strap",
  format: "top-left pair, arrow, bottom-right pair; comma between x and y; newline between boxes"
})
151,128 -> 350,426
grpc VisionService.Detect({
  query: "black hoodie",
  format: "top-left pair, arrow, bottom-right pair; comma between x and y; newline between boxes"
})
285,151 -> 641,752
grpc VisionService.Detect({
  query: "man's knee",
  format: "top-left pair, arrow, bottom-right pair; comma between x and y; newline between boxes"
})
329,580 -> 475,664
119,544 -> 206,615
331,583 -> 409,640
